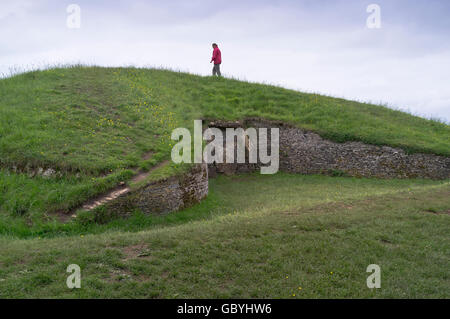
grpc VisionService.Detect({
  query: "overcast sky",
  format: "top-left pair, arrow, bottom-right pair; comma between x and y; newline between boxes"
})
1,0 -> 449,122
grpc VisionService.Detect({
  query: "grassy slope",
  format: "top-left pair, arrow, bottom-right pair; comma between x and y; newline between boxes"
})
0,67 -> 176,174
0,66 -> 448,228
0,66 -> 184,224
0,67 -> 449,298
1,66 -> 449,174
0,174 -> 448,298
148,69 -> 450,156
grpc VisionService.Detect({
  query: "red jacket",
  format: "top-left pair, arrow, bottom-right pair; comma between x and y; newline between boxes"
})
211,47 -> 222,64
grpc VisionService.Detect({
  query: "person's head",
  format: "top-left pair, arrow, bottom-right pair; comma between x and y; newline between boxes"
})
212,43 -> 218,48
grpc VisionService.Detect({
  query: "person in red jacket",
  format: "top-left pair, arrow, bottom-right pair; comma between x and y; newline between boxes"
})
210,43 -> 222,76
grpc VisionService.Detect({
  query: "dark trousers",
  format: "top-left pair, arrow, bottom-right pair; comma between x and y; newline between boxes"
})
212,63 -> 221,76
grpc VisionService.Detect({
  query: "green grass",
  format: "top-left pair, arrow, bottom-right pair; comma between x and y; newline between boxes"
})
0,168 -> 134,237
0,172 -> 446,239
0,66 -> 177,174
0,65 -> 448,230
1,65 -> 449,174
0,65 -> 449,298
0,174 -> 448,298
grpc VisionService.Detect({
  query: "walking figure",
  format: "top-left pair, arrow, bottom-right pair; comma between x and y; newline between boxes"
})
210,43 -> 222,76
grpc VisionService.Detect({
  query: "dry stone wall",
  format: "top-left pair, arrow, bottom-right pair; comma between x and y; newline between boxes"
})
103,163 -> 208,217
207,119 -> 450,179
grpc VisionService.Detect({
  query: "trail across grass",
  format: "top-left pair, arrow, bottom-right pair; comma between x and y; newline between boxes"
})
0,174 -> 449,298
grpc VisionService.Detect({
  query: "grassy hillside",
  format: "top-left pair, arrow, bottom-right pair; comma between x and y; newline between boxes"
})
0,65 -> 449,232
1,66 -> 449,176
0,66 -> 449,298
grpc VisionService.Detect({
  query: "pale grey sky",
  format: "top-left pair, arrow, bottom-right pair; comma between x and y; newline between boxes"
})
1,0 -> 449,122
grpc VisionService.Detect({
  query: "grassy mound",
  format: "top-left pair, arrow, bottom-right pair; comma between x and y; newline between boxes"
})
1,66 -> 449,174
0,66 -> 449,298
0,65 -> 449,231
